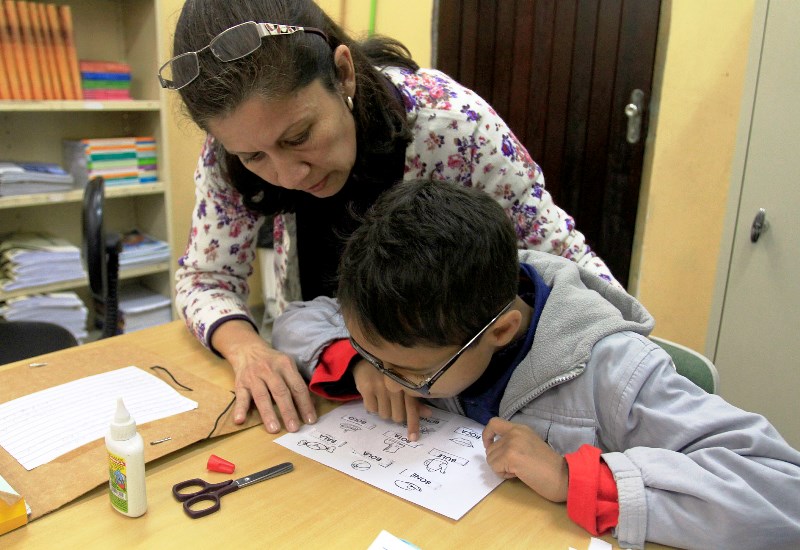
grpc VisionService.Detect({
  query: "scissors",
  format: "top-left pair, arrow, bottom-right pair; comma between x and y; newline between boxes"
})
172,462 -> 294,518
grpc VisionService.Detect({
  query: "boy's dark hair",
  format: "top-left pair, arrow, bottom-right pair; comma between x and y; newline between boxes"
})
337,179 -> 519,348
172,0 -> 418,213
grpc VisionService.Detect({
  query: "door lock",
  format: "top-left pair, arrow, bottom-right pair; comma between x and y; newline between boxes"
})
625,89 -> 645,144
750,208 -> 769,242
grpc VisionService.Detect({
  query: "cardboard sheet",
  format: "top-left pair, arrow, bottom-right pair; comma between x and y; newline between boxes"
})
0,343 -> 261,520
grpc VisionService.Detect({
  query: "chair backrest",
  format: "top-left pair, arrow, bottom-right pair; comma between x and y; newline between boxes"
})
82,176 -> 121,338
650,335 -> 719,394
0,320 -> 78,364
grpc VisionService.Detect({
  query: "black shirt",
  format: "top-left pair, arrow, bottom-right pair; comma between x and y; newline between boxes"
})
295,145 -> 406,300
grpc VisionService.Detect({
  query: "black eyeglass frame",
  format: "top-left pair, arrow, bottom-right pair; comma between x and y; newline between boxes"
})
158,21 -> 329,90
349,299 -> 516,395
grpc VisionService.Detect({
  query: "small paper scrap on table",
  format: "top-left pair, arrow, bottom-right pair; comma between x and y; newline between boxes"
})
0,366 -> 197,470
275,401 -> 504,520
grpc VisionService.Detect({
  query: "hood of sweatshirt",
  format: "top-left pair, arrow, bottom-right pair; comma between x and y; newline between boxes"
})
499,251 -> 655,416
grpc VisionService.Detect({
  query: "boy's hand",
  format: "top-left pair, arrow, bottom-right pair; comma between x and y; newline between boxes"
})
482,417 -> 568,503
353,360 -> 431,441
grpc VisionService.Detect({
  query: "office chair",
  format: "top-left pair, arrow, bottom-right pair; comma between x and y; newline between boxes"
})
650,335 -> 719,394
82,176 -> 122,338
0,320 -> 78,364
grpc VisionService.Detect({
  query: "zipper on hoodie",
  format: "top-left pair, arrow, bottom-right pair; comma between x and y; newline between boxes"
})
503,364 -> 586,419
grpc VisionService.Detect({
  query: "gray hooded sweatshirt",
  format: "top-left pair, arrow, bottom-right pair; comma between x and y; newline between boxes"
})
272,251 -> 800,550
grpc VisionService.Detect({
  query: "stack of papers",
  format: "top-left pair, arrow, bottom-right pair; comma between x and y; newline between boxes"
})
118,284 -> 172,333
0,161 -> 75,196
0,233 -> 86,291
120,230 -> 171,268
0,292 -> 88,341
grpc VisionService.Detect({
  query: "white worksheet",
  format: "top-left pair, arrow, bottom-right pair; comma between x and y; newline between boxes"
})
275,402 -> 504,520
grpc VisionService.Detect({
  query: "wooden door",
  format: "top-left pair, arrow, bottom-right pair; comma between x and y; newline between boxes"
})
710,0 -> 800,448
434,0 -> 661,287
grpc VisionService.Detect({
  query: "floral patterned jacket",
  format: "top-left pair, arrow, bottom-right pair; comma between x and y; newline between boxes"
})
175,66 -> 619,350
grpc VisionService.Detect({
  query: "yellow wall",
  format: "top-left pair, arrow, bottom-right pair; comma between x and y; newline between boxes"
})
159,0 -> 754,352
631,0 -> 755,350
158,0 -> 205,281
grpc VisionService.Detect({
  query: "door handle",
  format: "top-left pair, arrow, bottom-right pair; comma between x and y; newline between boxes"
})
750,208 -> 769,242
625,89 -> 645,144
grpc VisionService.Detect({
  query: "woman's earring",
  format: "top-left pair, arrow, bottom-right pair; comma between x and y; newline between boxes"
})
346,96 -> 354,111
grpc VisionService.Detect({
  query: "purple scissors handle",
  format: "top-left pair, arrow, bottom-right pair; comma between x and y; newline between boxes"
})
172,462 -> 293,519
173,478 -> 238,518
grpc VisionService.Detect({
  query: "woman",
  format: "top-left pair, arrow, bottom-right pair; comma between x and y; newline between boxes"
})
162,0 -> 618,434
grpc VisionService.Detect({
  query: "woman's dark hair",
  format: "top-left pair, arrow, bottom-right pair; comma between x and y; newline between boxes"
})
337,179 -> 520,348
171,0 -> 419,213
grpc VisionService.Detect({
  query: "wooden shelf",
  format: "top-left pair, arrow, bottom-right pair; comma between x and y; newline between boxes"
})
0,0 -> 176,328
0,182 -> 166,210
0,262 -> 170,301
0,100 -> 161,112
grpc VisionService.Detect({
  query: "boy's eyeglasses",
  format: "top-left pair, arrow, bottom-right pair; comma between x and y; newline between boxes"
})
158,21 -> 329,90
349,299 -> 516,395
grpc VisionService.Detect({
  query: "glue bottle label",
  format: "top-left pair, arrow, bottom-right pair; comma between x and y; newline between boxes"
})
108,451 -> 129,513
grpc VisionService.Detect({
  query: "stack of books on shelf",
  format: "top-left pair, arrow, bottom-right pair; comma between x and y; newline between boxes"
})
0,1 -> 83,100
117,284 -> 172,333
0,233 -> 85,292
0,160 -> 74,195
120,230 -> 170,268
0,291 -> 88,341
63,137 -> 158,188
79,60 -> 131,100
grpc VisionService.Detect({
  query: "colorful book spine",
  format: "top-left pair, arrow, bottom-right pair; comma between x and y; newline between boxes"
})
63,137 -> 157,187
45,2 -> 75,100
0,4 -> 19,99
136,137 -> 158,183
27,0 -> 54,99
79,60 -> 132,101
58,4 -> 81,99
38,1 -> 61,99
0,27 -> 11,99
16,1 -> 43,99
4,0 -> 32,99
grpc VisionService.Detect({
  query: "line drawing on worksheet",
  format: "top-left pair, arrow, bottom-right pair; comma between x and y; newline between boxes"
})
275,401 -> 504,520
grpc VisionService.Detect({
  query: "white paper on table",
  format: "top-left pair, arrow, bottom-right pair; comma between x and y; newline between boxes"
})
366,530 -> 420,550
588,537 -> 613,550
275,401 -> 504,520
0,366 -> 198,470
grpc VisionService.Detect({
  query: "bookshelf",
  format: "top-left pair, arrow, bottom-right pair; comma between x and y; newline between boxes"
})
0,0 -> 174,331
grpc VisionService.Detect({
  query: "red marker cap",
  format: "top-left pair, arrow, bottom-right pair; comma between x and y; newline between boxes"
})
207,454 -> 235,474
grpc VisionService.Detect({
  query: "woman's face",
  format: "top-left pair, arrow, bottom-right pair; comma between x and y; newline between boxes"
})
207,79 -> 357,198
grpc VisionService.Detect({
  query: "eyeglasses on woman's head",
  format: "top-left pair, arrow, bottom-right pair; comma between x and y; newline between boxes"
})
158,21 -> 328,90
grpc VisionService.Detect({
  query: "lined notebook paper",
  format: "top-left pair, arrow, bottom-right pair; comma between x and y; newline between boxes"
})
0,366 -> 197,470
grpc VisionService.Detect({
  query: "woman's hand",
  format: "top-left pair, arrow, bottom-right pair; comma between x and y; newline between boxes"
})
352,360 -> 431,441
482,417 -> 568,502
211,320 -> 317,433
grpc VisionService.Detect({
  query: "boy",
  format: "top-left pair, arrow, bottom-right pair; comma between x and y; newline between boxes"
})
272,179 -> 800,549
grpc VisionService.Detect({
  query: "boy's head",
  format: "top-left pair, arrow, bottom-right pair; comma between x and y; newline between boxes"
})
338,178 -> 525,397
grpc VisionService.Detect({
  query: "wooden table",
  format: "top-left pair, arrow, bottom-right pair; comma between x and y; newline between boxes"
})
1,321 -> 658,549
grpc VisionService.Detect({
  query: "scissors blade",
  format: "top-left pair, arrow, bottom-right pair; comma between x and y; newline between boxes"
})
234,462 -> 294,489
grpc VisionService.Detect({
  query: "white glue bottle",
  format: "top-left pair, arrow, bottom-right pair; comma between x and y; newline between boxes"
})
105,397 -> 147,517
